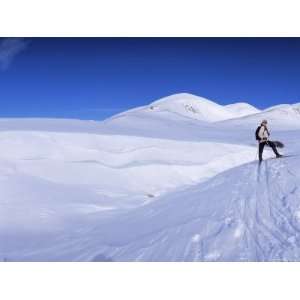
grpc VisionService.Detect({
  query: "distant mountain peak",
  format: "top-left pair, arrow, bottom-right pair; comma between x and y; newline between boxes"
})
150,92 -> 219,106
110,93 -> 262,124
146,93 -> 235,122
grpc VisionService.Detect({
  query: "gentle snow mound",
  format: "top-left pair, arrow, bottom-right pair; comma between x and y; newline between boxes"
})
225,102 -> 261,117
109,93 -> 262,124
219,102 -> 300,129
148,93 -> 236,122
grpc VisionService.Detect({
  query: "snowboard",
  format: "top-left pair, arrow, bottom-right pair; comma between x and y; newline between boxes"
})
266,140 -> 284,148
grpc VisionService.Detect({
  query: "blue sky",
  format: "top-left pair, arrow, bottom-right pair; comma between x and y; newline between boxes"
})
1,38 -> 300,120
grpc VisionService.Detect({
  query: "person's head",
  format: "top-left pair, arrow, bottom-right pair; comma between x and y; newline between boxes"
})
261,119 -> 268,126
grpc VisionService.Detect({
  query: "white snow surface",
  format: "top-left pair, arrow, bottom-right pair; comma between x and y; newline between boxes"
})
225,102 -> 261,117
220,102 -> 300,129
114,93 -> 237,122
1,93 -> 300,261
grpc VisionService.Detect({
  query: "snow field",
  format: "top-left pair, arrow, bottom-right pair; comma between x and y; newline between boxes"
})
1,92 -> 300,261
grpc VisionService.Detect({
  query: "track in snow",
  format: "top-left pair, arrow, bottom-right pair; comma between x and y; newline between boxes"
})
4,155 -> 300,262
234,157 -> 300,261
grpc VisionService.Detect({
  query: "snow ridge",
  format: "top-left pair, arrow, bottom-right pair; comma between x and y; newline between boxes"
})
1,92 -> 300,261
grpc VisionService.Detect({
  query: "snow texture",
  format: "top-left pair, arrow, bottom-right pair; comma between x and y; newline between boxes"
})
1,93 -> 300,261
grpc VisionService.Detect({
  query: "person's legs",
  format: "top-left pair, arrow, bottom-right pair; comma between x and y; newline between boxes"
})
258,141 -> 266,161
267,141 -> 281,157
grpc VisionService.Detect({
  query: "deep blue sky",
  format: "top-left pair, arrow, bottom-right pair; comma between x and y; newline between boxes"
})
1,38 -> 300,120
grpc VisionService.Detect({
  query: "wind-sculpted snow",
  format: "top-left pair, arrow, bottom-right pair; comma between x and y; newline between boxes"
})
1,93 -> 300,261
0,131 -> 256,198
3,154 -> 300,262
107,156 -> 300,262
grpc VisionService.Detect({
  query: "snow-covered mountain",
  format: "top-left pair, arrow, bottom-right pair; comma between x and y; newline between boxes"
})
225,102 -> 261,117
1,93 -> 300,261
146,93 -> 237,122
99,93 -> 262,140
220,102 -> 300,129
110,93 -> 262,124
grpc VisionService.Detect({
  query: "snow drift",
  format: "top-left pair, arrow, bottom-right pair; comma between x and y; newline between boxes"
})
1,93 -> 300,262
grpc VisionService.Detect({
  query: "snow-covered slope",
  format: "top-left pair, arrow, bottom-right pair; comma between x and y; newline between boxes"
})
1,93 -> 300,262
147,93 -> 237,122
219,103 -> 300,129
20,152 -> 300,262
111,93 -> 238,123
225,102 -> 261,117
3,136 -> 300,262
98,93 -> 261,140
263,103 -> 300,120
265,102 -> 300,112
0,130 -> 255,203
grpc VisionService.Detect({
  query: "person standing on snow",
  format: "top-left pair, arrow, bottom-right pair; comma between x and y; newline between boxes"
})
256,119 -> 282,162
